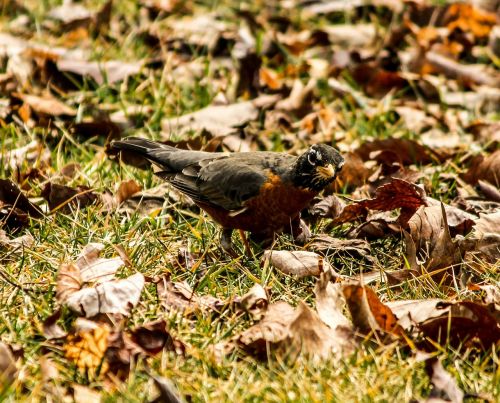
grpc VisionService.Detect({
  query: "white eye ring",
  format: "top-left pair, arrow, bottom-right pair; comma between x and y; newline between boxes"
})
308,152 -> 316,165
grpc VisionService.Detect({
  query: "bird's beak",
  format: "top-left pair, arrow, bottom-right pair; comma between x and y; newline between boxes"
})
317,164 -> 336,180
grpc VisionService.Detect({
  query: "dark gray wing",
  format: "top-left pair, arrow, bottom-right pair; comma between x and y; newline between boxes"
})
163,152 -> 296,211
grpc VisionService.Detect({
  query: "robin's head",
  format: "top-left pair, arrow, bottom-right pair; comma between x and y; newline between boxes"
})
293,144 -> 344,191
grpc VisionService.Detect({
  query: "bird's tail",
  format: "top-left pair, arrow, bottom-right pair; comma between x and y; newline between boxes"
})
109,137 -> 177,169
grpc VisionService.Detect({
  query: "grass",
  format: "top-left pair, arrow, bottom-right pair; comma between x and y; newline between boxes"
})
1,0 -> 499,401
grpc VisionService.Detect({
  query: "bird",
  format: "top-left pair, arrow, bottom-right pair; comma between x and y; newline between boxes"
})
110,137 -> 344,256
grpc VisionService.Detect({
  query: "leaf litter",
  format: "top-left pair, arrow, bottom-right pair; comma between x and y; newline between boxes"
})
0,0 -> 499,400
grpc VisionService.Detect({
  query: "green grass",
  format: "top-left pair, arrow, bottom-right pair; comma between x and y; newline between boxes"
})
0,0 -> 499,401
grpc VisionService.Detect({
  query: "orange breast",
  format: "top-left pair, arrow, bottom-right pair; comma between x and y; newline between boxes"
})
197,173 -> 317,234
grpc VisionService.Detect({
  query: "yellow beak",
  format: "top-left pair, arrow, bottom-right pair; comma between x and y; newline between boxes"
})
316,164 -> 336,179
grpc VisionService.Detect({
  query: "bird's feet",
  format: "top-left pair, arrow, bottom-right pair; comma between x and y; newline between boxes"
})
220,228 -> 239,258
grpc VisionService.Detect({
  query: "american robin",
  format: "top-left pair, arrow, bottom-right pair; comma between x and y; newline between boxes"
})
110,137 -> 344,256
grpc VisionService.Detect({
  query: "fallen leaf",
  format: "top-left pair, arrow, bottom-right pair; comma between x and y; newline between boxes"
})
156,276 -> 223,316
150,375 -> 182,403
463,150 -> 500,187
263,250 -> 334,278
354,139 -> 433,165
425,358 -> 464,403
282,302 -> 355,360
57,59 -> 143,85
314,271 -> 351,329
418,301 -> 500,350
236,283 -> 269,320
161,95 -> 278,138
42,310 -> 68,340
307,235 -> 374,262
64,324 -> 110,378
65,272 -> 145,317
334,179 -> 427,224
56,263 -> 82,304
0,179 -> 44,220
41,183 -> 99,213
343,284 -> 404,337
130,320 -> 185,355
115,180 -> 142,205
72,384 -> 102,403
0,342 -> 18,388
407,204 -> 463,279
13,93 -> 76,117
75,242 -> 125,283
231,301 -> 296,359
0,229 -> 34,249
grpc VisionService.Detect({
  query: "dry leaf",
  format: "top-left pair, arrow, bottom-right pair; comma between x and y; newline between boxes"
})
343,284 -> 404,337
13,93 -> 76,117
314,271 -> 351,329
407,204 -> 462,278
57,59 -> 143,85
463,150 -> 500,187
237,283 -> 269,320
263,250 -> 334,278
130,319 -> 185,356
75,242 -> 124,283
72,384 -> 102,403
0,342 -> 18,388
157,276 -> 223,316
65,272 -> 145,317
64,324 -> 110,378
41,183 -> 99,213
161,95 -> 278,138
334,178 -> 427,224
115,180 -> 142,205
56,263 -> 82,304
425,358 -> 464,403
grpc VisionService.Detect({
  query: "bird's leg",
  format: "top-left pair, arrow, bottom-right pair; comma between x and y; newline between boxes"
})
238,229 -> 253,257
220,228 -> 238,258
290,215 -> 312,245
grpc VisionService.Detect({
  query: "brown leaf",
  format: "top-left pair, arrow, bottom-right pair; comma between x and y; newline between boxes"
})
75,242 -> 124,283
57,59 -> 143,85
407,204 -> 463,279
0,229 -> 34,249
233,301 -> 296,359
130,320 -> 185,356
115,180 -> 142,205
161,95 -> 278,138
425,358 -> 464,403
463,150 -> 500,187
0,179 -> 44,219
343,284 -> 404,337
156,276 -> 223,316
314,271 -> 351,329
263,250 -> 334,278
333,152 -> 372,191
0,342 -> 18,388
13,93 -> 76,117
41,183 -> 99,213
42,309 -> 68,340
56,263 -> 82,304
309,195 -> 346,219
307,235 -> 373,262
334,178 -> 427,224
424,51 -> 500,87
236,283 -> 269,320
418,301 -> 500,351
150,375 -> 182,403
354,139 -> 433,165
283,302 -> 355,360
